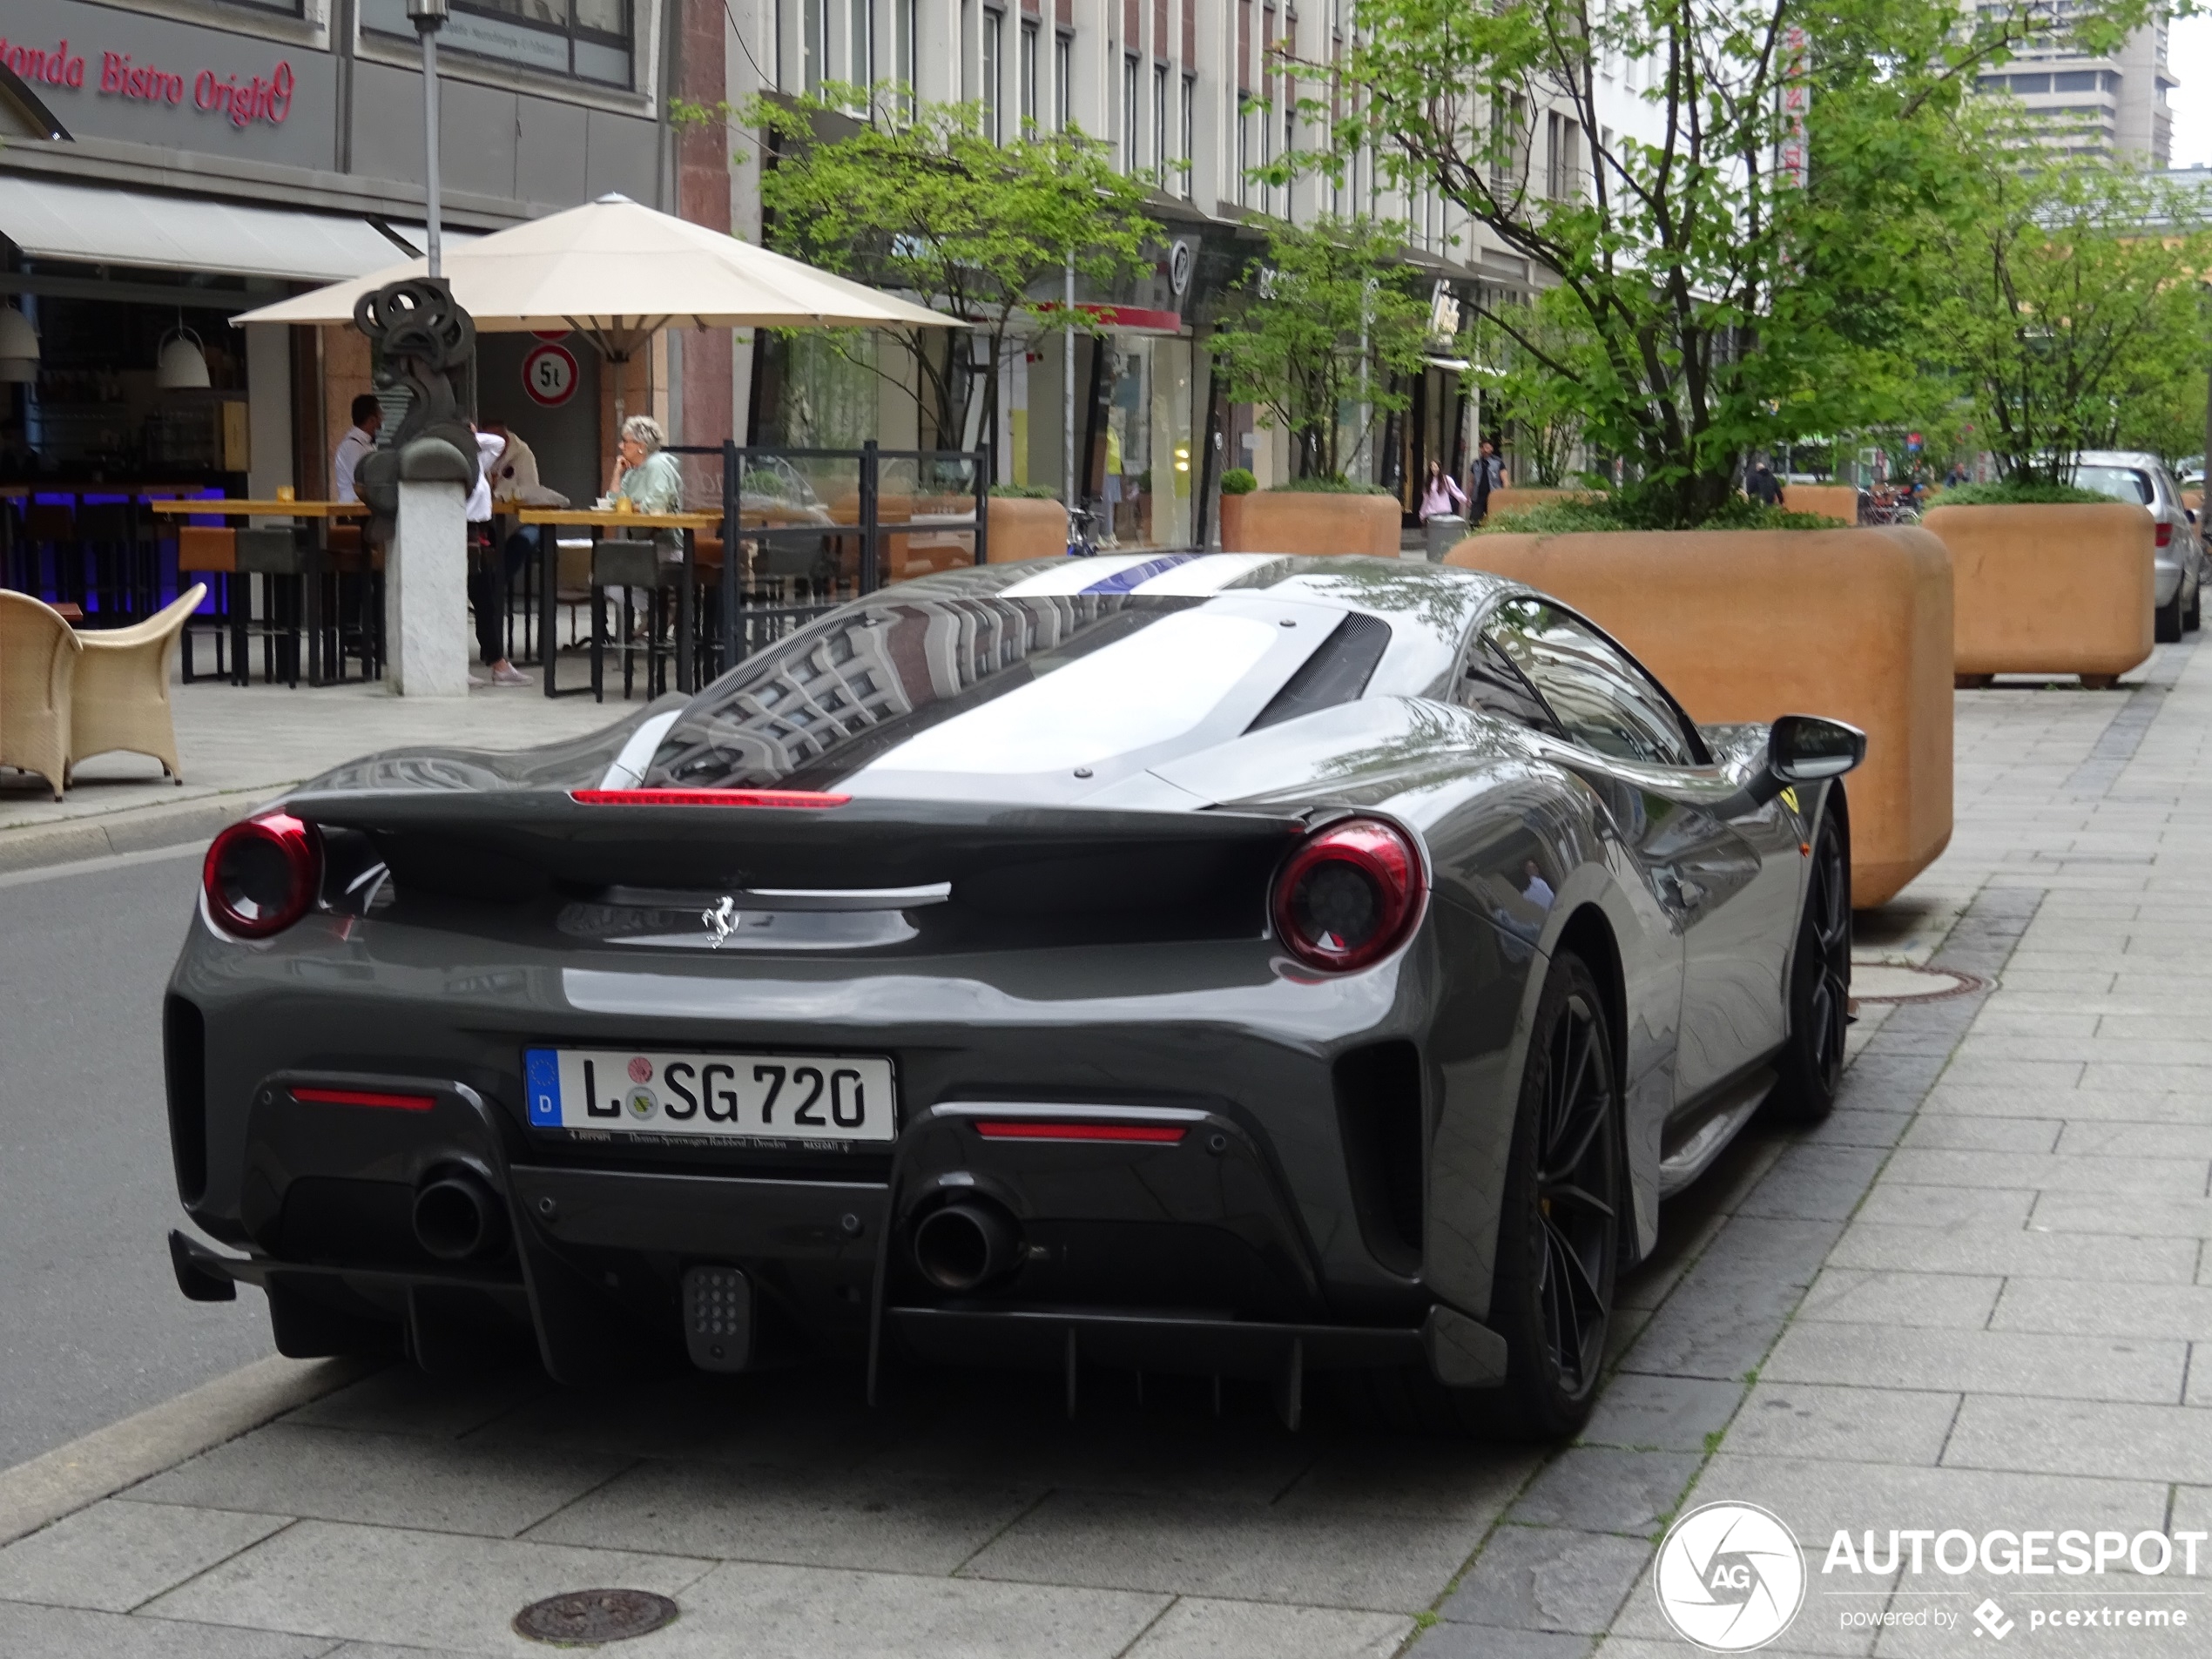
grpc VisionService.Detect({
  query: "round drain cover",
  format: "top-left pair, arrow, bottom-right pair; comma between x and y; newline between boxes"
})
1851,962 -> 1987,1004
513,1588 -> 678,1645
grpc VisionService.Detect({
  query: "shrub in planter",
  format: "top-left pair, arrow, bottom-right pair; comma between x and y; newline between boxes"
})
1224,476 -> 1401,556
1921,489 -> 2153,686
1446,527 -> 1952,908
1487,486 -> 1601,517
1217,468 -> 1258,550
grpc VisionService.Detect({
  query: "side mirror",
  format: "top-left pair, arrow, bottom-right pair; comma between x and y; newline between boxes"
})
1770,714 -> 1866,783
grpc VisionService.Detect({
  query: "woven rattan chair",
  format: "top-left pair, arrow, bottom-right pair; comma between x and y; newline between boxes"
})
0,591 -> 84,799
68,584 -> 206,785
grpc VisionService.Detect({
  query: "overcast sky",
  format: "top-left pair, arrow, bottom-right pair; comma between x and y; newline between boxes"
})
2172,13 -> 2212,170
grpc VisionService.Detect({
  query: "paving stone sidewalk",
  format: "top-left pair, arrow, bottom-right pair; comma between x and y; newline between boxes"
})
0,649 -> 2201,1657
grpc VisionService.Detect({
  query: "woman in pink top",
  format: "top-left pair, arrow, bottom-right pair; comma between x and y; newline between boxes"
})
1419,461 -> 1469,522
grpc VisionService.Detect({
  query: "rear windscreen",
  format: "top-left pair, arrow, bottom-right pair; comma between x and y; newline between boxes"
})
647,595 -> 1210,790
2075,466 -> 2152,506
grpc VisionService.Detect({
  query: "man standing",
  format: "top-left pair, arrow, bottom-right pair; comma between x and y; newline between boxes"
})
1747,459 -> 1784,507
332,395 -> 380,502
468,425 -> 529,685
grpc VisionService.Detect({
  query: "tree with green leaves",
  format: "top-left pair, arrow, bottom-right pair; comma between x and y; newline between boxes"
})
1300,0 -> 2157,525
741,88 -> 1152,451
1925,142 -> 2210,484
1209,214 -> 1431,483
1472,289 -> 1596,487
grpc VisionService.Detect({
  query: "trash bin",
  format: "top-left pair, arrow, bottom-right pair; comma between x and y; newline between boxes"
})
1422,514 -> 1467,562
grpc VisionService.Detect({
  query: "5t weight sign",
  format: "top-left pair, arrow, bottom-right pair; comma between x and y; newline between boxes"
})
522,342 -> 579,408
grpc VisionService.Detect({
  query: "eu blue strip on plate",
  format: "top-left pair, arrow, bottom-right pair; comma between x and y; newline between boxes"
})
1080,553 -> 1202,594
525,1049 -> 561,1125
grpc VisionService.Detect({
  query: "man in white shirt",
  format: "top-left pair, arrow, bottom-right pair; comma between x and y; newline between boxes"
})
467,424 -> 529,685
332,395 -> 380,503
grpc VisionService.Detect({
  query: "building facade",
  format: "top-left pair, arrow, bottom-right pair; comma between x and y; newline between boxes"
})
1974,10 -> 2176,164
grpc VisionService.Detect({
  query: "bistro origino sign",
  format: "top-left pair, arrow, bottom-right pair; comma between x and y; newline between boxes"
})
1,35 -> 295,131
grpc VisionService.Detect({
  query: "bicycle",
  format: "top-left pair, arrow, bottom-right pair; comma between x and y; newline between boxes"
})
1065,504 -> 1103,558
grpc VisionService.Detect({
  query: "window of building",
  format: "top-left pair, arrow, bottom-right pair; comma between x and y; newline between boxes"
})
894,0 -> 916,114
983,7 -> 1002,139
1124,53 -> 1140,172
1021,19 -> 1039,130
1055,31 -> 1072,130
849,0 -> 873,85
1181,73 -> 1197,198
2051,69 -> 2102,92
802,0 -> 826,91
1153,63 -> 1169,182
368,0 -> 636,87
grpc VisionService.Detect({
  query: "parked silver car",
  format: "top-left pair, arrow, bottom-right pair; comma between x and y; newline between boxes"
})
2074,451 -> 2203,641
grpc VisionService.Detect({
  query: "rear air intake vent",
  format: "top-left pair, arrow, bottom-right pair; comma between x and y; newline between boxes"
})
1333,1040 -> 1425,1276
1247,612 -> 1393,732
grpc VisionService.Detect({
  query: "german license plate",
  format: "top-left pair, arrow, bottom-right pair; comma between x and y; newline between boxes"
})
525,1047 -> 896,1144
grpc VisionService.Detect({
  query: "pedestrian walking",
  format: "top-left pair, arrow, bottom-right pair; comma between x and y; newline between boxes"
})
1419,460 -> 1467,522
1747,459 -> 1784,506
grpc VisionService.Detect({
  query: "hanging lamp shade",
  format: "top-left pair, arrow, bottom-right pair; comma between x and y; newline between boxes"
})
0,306 -> 37,384
155,327 -> 211,390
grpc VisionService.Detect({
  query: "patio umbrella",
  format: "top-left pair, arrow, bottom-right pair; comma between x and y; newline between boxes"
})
233,192 -> 952,361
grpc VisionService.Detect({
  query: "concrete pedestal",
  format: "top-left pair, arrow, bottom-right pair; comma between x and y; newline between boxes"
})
388,479 -> 471,698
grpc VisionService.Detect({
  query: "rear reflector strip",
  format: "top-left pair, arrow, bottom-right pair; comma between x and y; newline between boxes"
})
291,1087 -> 437,1112
973,1121 -> 1187,1143
570,788 -> 851,808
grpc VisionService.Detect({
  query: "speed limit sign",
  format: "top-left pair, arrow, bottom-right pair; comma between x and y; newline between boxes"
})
522,342 -> 579,408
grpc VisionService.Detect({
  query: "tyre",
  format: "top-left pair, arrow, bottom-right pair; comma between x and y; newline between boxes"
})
1769,808 -> 1850,1124
1339,952 -> 1622,1442
2187,588 -> 2202,633
2155,593 -> 2183,644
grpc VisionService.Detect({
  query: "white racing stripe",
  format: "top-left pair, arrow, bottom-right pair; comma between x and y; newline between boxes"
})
995,552 -> 1286,597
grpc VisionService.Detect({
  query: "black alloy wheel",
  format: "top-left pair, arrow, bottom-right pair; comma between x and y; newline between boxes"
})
1490,951 -> 1622,1439
1770,809 -> 1851,1123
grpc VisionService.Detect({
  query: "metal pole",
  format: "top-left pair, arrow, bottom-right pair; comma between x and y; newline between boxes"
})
408,0 -> 449,278
1063,255 -> 1076,514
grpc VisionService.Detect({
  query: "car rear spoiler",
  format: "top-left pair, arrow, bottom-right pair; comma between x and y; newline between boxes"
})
284,787 -> 1310,898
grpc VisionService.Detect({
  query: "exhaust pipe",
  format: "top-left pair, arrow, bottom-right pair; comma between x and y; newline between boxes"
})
413,1169 -> 509,1262
913,1199 -> 1022,1293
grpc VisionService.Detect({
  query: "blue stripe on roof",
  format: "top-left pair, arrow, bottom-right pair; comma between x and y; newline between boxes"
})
1079,553 -> 1204,594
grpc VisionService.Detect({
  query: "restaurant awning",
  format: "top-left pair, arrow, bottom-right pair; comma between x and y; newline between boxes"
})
232,192 -> 955,353
0,174 -> 415,284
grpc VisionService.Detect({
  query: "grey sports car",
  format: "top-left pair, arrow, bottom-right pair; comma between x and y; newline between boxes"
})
164,553 -> 1863,1440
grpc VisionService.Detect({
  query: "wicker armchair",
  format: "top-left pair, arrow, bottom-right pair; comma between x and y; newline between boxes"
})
0,591 -> 84,800
70,584 -> 207,784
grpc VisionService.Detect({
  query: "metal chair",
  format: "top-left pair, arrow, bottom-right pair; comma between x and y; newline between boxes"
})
176,527 -> 239,684
234,526 -> 309,686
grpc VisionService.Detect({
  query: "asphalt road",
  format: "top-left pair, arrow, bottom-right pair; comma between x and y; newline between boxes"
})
0,845 -> 269,1470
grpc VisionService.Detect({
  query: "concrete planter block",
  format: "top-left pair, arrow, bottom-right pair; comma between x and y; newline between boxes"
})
1223,490 -> 1400,556
986,496 -> 1069,563
1487,487 -> 1601,517
1447,527 -> 1953,908
1920,502 -> 2154,683
1783,483 -> 1861,524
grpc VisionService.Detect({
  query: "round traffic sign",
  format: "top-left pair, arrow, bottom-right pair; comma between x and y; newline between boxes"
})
531,327 -> 572,342
523,342 -> 579,408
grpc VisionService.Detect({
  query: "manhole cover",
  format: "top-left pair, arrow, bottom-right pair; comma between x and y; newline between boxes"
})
1851,962 -> 1989,1004
513,1588 -> 678,1646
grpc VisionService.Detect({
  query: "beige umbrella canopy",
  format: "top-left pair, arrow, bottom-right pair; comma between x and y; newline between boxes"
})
233,192 -> 951,358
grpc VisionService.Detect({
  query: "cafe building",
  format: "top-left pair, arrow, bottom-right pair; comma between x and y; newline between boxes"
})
0,0 -> 704,613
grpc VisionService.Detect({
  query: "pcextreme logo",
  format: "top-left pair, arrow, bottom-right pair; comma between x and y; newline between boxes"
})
1655,1502 -> 1808,1652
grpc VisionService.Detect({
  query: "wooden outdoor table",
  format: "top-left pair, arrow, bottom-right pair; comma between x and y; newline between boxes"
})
515,509 -> 722,697
146,499 -> 370,518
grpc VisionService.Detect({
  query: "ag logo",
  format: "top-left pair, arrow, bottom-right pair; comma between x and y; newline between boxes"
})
1655,1502 -> 1804,1651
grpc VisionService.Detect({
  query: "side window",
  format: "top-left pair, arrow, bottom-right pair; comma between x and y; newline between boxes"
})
1455,632 -> 1557,732
1487,598 -> 1698,766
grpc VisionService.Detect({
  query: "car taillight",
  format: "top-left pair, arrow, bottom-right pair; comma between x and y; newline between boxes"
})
1271,817 -> 1424,973
202,813 -> 321,939
2156,522 -> 2172,548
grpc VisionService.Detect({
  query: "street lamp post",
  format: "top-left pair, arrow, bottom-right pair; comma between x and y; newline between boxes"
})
407,0 -> 448,279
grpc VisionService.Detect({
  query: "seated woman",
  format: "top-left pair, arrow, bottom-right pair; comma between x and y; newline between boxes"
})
609,415 -> 683,515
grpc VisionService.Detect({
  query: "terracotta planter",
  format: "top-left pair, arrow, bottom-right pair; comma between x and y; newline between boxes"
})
1224,489 -> 1400,556
1782,483 -> 1860,524
1446,528 -> 1952,908
986,496 -> 1070,563
1217,491 -> 1251,550
1922,502 -> 2154,684
1486,487 -> 1600,517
